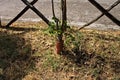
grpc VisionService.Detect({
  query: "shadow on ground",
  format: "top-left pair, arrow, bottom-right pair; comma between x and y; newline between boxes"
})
62,49 -> 95,67
1,26 -> 38,33
62,47 -> 120,79
0,27 -> 38,80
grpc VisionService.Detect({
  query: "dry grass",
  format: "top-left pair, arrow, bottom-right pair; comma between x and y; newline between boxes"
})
0,22 -> 120,80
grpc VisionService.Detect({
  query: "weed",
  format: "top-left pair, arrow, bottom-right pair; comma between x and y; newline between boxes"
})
91,68 -> 102,79
112,77 -> 120,80
42,52 -> 60,72
64,27 -> 84,52
0,68 -> 3,74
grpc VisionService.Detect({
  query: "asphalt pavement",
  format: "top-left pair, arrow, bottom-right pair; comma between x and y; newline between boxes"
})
0,0 -> 120,29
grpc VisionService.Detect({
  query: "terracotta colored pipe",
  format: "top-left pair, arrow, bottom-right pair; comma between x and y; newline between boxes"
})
56,40 -> 64,54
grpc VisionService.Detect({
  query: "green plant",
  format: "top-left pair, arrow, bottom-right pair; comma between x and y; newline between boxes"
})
46,18 -> 62,37
43,52 -> 60,71
45,0 -> 67,54
44,17 -> 70,54
0,68 -> 3,74
91,68 -> 102,79
64,28 -> 83,51
112,77 -> 120,80
45,17 -> 69,37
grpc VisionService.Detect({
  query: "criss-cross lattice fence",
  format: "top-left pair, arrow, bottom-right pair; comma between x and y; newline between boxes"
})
4,0 -> 120,28
6,0 -> 50,27
79,0 -> 120,30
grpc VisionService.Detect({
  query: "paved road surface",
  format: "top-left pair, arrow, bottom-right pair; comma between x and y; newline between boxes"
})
0,0 -> 120,29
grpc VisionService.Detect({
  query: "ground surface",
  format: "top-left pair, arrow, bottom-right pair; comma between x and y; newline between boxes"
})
0,22 -> 120,80
0,0 -> 120,29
